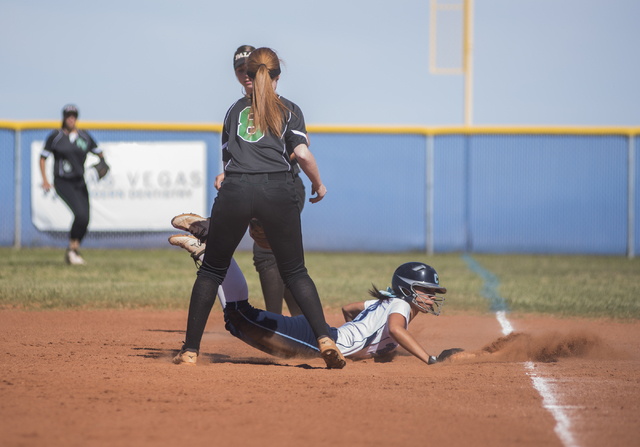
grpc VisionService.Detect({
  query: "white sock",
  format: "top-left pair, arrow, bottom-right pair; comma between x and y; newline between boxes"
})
216,257 -> 248,309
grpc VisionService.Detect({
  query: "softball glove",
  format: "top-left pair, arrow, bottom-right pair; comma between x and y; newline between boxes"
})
249,219 -> 271,250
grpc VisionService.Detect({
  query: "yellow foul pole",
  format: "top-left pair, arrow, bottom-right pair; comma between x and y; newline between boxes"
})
463,0 -> 474,126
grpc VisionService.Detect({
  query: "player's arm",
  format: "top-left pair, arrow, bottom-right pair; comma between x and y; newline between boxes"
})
86,132 -> 103,160
387,313 -> 435,365
286,132 -> 308,162
292,143 -> 326,203
216,112 -> 232,191
40,133 -> 56,192
342,301 -> 366,322
214,172 -> 225,190
39,156 -> 52,192
217,135 -> 230,190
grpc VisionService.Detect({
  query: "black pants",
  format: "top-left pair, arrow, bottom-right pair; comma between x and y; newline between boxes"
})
182,171 -> 330,352
252,174 -> 305,315
54,176 -> 90,242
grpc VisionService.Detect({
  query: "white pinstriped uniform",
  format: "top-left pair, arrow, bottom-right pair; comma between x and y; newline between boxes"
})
219,259 -> 414,359
336,298 -> 412,358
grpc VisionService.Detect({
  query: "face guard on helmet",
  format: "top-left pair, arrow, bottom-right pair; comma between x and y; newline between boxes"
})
391,262 -> 446,316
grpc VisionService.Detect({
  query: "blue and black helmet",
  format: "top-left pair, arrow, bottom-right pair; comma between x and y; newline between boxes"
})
391,262 -> 446,315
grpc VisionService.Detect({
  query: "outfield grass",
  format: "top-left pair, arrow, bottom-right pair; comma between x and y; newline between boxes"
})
0,248 -> 638,319
473,254 -> 640,320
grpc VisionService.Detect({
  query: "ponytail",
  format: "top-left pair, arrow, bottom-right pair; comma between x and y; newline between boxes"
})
246,48 -> 289,136
368,284 -> 392,302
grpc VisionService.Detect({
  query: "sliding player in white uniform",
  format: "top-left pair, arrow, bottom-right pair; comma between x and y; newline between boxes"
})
169,232 -> 461,365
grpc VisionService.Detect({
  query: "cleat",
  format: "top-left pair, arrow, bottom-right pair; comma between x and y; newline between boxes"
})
168,234 -> 206,262
65,249 -> 86,265
172,349 -> 198,365
171,213 -> 210,243
318,336 -> 346,369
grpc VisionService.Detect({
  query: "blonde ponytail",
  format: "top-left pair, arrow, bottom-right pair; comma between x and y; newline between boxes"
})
246,48 -> 289,137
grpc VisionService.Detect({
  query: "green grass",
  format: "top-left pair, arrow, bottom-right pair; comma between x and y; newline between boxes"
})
0,248 -> 638,319
472,254 -> 640,319
300,252 -> 486,314
0,247 -> 197,310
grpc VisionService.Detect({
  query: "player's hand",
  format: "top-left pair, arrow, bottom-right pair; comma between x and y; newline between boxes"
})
309,183 -> 326,204
41,180 -> 52,193
214,172 -> 225,190
436,348 -> 465,362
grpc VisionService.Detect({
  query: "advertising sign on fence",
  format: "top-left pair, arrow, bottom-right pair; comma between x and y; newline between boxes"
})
31,141 -> 207,231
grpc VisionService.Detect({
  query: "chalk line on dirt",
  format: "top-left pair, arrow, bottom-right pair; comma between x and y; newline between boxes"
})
525,362 -> 579,447
496,310 -> 513,336
462,254 -> 580,447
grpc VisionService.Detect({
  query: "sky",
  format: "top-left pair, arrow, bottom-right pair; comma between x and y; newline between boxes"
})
1,0 -> 639,127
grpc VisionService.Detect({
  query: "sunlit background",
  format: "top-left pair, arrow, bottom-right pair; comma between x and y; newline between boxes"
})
2,0 -> 639,126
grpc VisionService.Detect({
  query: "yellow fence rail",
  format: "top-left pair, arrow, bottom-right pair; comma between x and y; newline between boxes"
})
1,120 -> 639,136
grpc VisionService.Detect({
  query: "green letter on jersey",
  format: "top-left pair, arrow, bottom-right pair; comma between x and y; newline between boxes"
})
76,137 -> 88,151
238,107 -> 264,142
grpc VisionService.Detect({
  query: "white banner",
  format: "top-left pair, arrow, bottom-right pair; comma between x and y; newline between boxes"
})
31,141 -> 207,231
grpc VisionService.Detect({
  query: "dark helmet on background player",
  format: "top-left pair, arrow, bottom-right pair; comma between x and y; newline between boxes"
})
61,104 -> 78,128
62,104 -> 78,117
392,262 -> 446,315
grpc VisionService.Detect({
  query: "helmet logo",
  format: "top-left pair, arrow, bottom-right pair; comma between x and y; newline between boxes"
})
434,273 -> 439,284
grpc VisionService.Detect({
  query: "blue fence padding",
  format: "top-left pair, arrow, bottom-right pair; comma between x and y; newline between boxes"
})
1,127 -> 638,255
0,129 -> 15,245
433,135 -> 467,252
469,135 -> 628,255
298,133 -> 427,252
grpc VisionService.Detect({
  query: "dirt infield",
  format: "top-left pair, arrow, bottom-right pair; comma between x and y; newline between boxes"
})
1,310 -> 639,447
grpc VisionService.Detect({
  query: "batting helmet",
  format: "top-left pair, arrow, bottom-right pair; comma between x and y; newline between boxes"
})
392,262 -> 446,315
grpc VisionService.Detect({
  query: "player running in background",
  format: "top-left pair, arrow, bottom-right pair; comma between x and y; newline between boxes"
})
169,231 -> 462,365
39,105 -> 107,265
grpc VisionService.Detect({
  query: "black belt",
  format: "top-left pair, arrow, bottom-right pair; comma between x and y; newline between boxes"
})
225,172 -> 292,182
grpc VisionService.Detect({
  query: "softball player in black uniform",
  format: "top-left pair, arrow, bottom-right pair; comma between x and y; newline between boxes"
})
226,45 -> 304,317
174,47 -> 345,369
39,105 -> 105,265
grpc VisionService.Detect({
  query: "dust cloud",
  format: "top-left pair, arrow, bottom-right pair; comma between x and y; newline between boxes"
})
447,331 -> 628,364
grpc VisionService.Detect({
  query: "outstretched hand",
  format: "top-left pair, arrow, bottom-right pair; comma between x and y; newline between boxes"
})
436,348 -> 465,362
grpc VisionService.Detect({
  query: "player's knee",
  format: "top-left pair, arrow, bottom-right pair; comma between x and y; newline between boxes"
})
253,254 -> 277,273
282,270 -> 309,290
197,260 -> 226,286
75,215 -> 90,229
